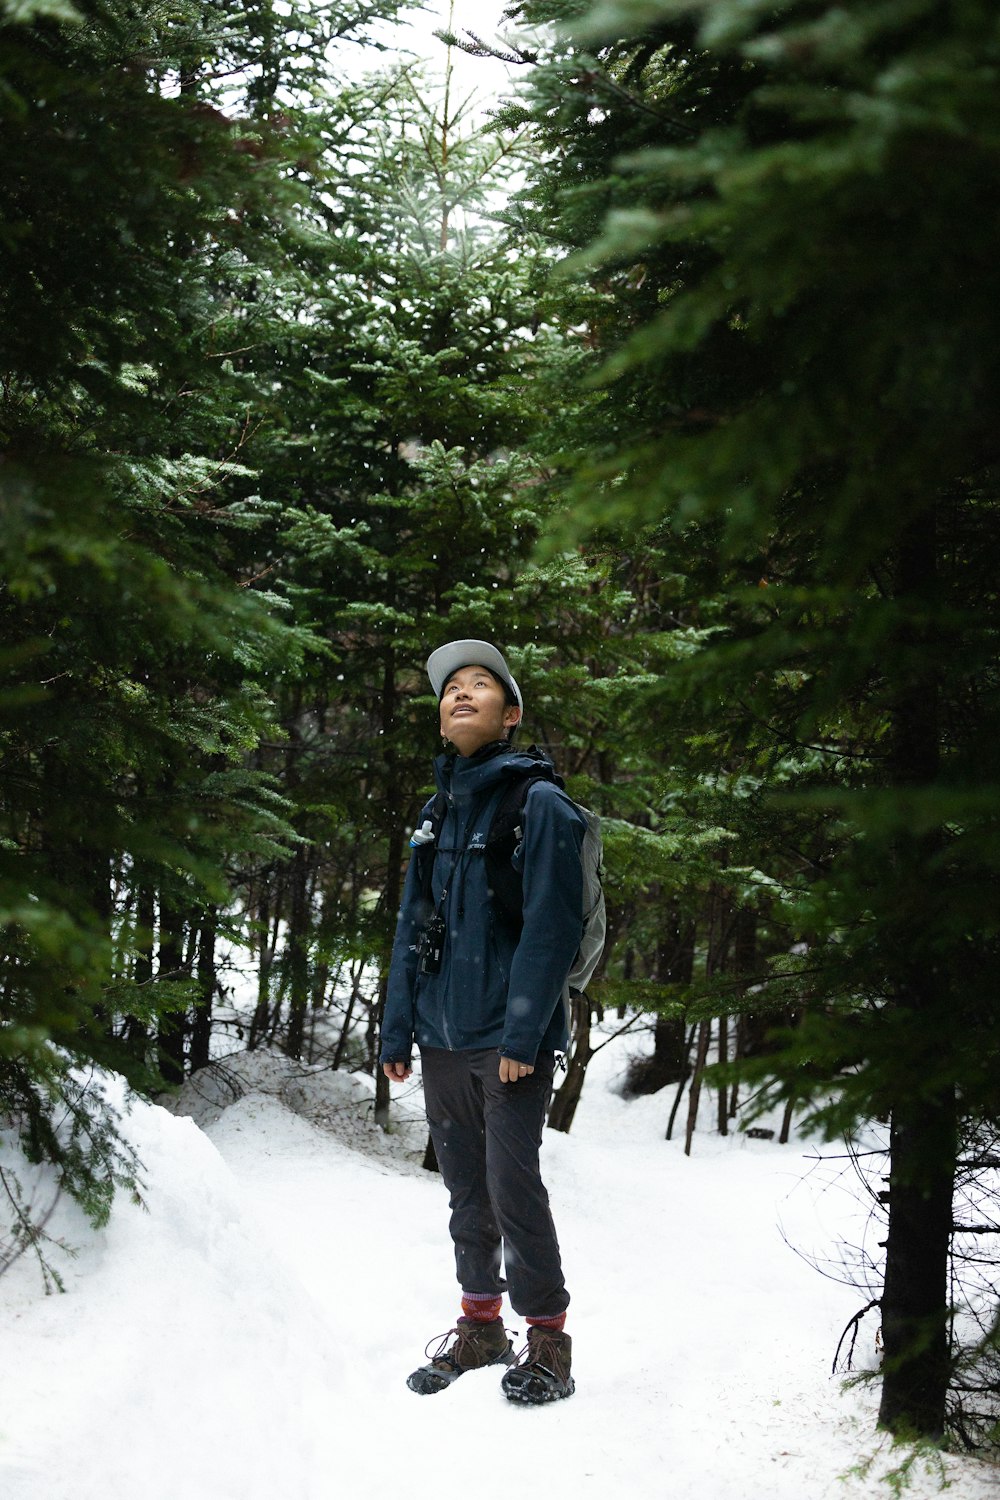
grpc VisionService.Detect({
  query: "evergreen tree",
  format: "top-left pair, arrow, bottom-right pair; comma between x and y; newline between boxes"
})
0,0 -> 398,1241
504,0 -> 1000,1442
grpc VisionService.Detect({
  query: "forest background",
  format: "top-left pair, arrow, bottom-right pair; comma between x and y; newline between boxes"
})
3,0 -> 1000,1455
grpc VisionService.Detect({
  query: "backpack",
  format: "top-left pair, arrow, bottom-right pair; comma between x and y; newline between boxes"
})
413,751 -> 606,999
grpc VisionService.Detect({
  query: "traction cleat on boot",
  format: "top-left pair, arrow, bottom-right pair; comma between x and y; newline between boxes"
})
406,1317 -> 515,1395
501,1326 -> 575,1405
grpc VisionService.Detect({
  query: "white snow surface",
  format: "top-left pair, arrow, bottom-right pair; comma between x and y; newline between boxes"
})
2,1036 -> 998,1500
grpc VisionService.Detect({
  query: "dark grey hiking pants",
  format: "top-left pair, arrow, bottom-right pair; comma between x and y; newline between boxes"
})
420,1046 -> 570,1320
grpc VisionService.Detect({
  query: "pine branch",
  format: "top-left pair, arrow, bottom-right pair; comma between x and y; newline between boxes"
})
435,28 -> 539,67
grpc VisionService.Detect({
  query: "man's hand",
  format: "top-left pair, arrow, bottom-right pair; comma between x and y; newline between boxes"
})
499,1057 -> 535,1084
382,1060 -> 412,1082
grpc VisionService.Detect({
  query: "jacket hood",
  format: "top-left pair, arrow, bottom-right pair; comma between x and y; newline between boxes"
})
433,742 -> 564,801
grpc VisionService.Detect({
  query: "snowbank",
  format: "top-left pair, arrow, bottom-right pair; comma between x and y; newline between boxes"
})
0,1096 -> 339,1500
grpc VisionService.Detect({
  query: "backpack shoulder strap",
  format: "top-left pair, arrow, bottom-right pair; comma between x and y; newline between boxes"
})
485,766 -> 555,924
413,791 -> 447,909
488,768 -> 548,845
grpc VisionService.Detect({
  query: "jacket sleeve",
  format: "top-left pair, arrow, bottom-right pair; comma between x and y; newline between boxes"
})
379,846 -> 428,1064
500,783 -> 585,1066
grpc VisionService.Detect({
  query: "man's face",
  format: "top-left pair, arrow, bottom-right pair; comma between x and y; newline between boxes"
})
439,665 -> 521,757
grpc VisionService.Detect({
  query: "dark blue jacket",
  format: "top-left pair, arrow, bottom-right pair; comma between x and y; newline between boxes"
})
380,743 -> 585,1067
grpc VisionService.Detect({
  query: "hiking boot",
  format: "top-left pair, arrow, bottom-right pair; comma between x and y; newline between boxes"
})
501,1326 -> 575,1405
406,1317 -> 516,1395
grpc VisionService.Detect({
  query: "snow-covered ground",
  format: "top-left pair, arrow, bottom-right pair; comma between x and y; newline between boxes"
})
1,1036 -> 998,1500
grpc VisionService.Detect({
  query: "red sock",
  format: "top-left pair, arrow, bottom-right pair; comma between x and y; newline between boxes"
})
461,1292 -> 503,1323
526,1312 -> 567,1332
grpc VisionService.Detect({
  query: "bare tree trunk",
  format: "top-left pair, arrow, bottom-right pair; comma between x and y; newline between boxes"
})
716,1015 -> 728,1137
125,877 -> 155,1061
249,881 -> 274,1050
666,1023 -> 698,1141
157,888 -> 186,1086
332,963 -> 363,1071
373,650 -> 405,1130
878,1092 -> 956,1438
372,979 -> 393,1128
548,997 -> 594,1134
308,894 -> 331,1065
729,909 -> 758,1118
190,910 -> 217,1073
684,1021 -> 711,1157
728,1033 -> 741,1120
878,509 -> 955,1439
285,852 -> 310,1061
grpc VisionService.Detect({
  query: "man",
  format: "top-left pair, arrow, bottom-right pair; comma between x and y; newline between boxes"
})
380,639 -> 584,1404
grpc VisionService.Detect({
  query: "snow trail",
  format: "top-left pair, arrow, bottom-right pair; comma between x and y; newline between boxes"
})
1,1039 -> 997,1499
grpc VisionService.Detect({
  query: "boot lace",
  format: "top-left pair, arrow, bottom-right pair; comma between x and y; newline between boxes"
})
422,1323 -> 497,1372
511,1327 -> 569,1382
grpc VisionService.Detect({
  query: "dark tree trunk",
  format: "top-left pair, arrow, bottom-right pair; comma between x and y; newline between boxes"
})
332,963 -> 363,1071
877,507 -> 955,1439
548,997 -> 594,1134
309,891 -> 331,1064
157,889 -> 186,1086
371,834 -> 400,1124
716,1014 -> 728,1137
285,852 -> 310,1061
373,955 -> 395,1129
877,1093 -> 957,1438
124,877 -> 155,1061
729,909 -> 758,1118
373,650 -> 404,1130
249,880 -> 276,1050
190,910 -> 217,1073
666,1023 -> 698,1140
683,1020 -> 711,1157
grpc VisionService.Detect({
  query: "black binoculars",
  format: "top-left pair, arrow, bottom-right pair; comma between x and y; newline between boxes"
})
418,914 -> 446,975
